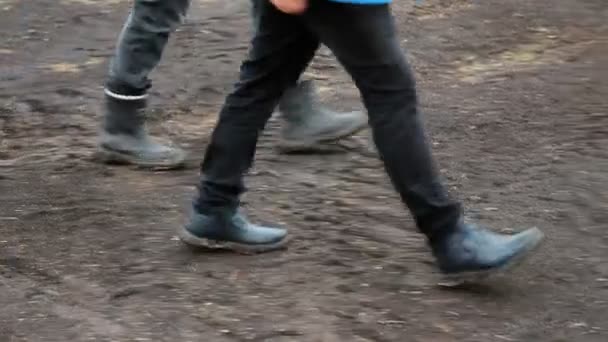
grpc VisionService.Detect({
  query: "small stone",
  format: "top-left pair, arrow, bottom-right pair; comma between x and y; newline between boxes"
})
434,323 -> 452,333
378,320 -> 406,326
568,322 -> 588,328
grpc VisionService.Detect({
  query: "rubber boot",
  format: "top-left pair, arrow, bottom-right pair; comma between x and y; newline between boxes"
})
179,210 -> 288,254
278,80 -> 367,151
96,94 -> 186,169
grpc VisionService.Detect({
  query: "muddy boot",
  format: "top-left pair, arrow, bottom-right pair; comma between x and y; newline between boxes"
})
178,210 -> 288,254
278,80 -> 367,151
432,223 -> 544,285
96,94 -> 186,169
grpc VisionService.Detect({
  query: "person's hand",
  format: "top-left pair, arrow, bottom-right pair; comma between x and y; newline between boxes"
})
269,0 -> 308,14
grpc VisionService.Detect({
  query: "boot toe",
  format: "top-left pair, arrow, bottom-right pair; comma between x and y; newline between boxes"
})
246,224 -> 288,244
501,227 -> 544,259
134,144 -> 187,168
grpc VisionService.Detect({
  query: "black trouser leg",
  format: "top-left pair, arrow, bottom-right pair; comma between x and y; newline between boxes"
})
304,2 -> 462,241
196,1 -> 319,211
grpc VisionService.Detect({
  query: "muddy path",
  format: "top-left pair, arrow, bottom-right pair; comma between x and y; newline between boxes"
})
1,0 -> 607,341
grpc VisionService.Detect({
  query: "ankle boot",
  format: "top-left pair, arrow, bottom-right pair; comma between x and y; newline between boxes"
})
96,93 -> 186,169
278,80 -> 367,150
179,209 -> 288,254
431,222 -> 544,283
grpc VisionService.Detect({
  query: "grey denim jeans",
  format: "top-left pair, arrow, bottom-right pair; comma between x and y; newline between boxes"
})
105,0 -> 277,97
105,0 -> 191,96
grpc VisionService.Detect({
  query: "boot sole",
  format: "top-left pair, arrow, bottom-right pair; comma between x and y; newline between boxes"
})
93,147 -> 186,171
437,227 -> 545,287
278,122 -> 368,152
177,225 -> 288,255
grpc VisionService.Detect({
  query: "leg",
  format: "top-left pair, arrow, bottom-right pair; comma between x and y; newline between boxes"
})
97,0 -> 190,169
179,0 -> 319,252
305,3 -> 459,241
304,2 -> 543,280
250,1 -> 367,151
107,0 -> 190,95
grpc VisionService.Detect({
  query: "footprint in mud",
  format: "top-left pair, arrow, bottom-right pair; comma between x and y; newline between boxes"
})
110,283 -> 177,302
15,98 -> 56,114
55,88 -> 85,97
197,25 -> 240,43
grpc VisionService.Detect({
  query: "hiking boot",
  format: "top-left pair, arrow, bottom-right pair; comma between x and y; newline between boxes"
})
278,80 -> 367,150
96,93 -> 186,170
432,222 -> 544,284
179,210 -> 288,254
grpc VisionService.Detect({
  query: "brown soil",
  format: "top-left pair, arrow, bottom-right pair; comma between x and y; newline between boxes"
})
1,0 -> 607,341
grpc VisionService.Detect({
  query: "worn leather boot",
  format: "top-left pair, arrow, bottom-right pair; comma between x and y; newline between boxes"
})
278,80 -> 367,151
179,210 -> 288,254
431,222 -> 544,284
96,94 -> 186,169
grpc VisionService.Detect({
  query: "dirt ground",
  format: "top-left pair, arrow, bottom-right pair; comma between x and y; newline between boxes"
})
1,0 -> 607,341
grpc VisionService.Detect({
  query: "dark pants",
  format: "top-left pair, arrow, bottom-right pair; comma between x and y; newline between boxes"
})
197,0 -> 462,241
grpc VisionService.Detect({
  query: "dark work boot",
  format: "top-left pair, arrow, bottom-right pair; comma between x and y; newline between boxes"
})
431,223 -> 544,285
278,80 -> 367,151
178,210 -> 288,254
96,94 -> 186,169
